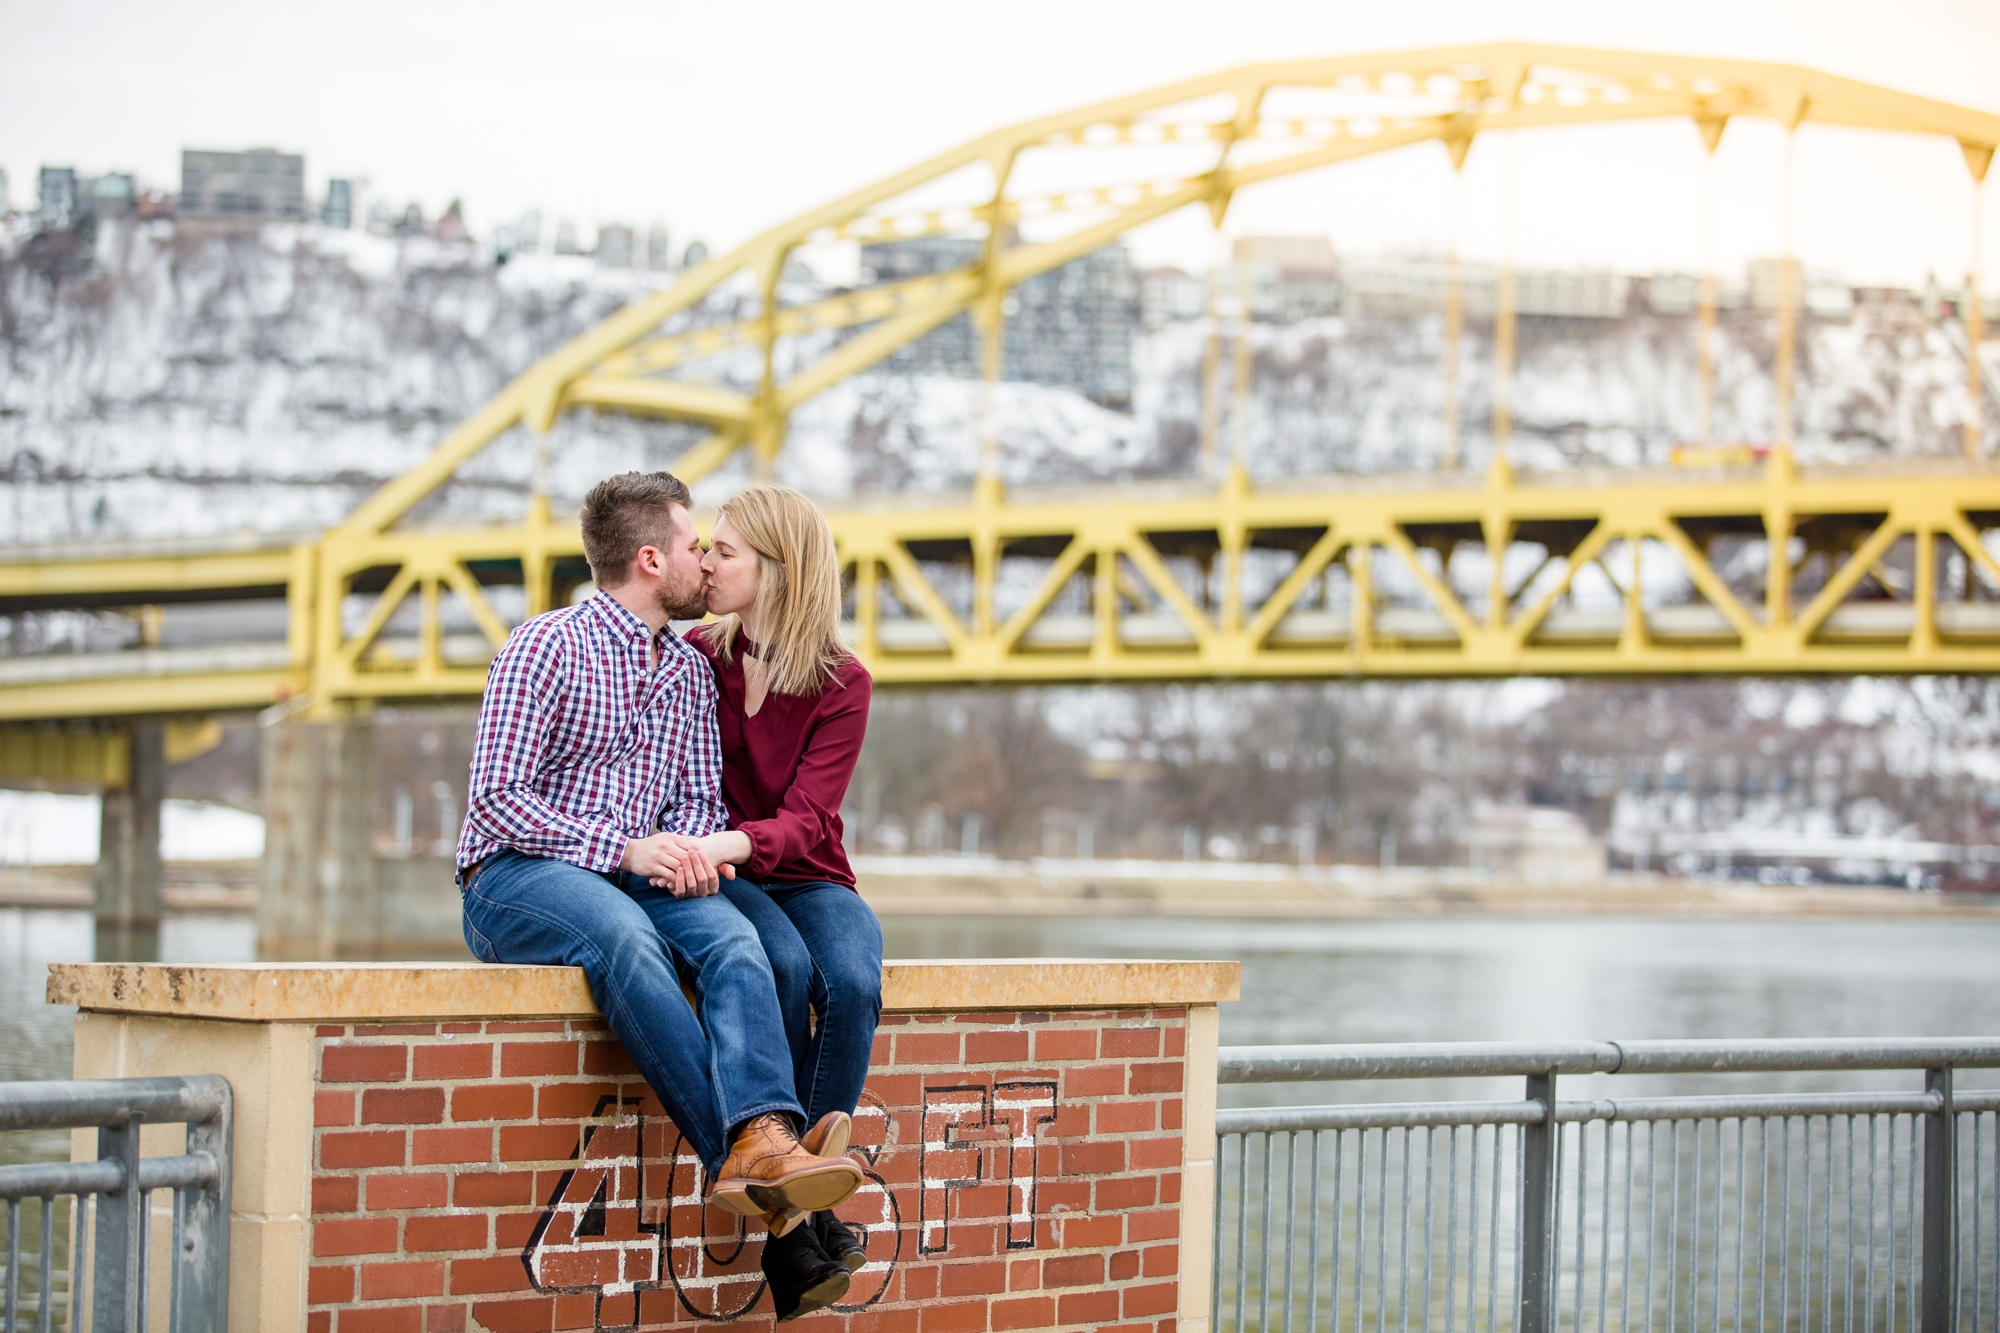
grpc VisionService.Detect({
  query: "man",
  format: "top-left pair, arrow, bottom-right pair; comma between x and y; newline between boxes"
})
456,470 -> 860,1223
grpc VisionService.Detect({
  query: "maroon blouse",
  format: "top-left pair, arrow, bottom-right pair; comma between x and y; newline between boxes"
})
688,628 -> 872,887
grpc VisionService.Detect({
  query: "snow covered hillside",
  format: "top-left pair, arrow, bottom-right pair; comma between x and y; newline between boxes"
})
1,220 -> 1984,546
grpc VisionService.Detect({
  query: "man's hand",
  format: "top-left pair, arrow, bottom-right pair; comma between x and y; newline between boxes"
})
620,833 -> 727,898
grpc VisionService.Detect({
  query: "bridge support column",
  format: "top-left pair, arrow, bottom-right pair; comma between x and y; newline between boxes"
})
93,719 -> 164,961
258,709 -> 382,959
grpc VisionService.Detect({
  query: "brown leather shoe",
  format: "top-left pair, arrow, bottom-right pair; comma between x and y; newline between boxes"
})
709,1113 -> 863,1218
761,1112 -> 854,1234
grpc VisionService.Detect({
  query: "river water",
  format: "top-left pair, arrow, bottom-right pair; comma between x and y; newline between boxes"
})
6,907 -> 1999,1163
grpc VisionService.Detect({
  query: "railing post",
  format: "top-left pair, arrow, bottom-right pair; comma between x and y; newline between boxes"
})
173,1087 -> 233,1333
94,1118 -> 141,1333
1518,1071 -> 1557,1333
1922,1064 -> 1955,1333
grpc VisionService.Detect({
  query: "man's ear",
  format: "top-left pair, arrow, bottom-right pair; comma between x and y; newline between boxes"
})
630,543 -> 665,582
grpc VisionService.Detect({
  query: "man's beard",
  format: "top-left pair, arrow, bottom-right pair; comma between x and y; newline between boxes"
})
655,566 -> 708,621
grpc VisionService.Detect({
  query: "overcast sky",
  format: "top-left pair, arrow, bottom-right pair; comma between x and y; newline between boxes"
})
6,0 -> 2000,286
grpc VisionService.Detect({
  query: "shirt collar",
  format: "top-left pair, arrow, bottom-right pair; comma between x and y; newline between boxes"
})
586,590 -> 673,649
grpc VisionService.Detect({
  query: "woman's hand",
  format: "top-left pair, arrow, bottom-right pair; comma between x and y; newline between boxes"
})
694,830 -> 753,869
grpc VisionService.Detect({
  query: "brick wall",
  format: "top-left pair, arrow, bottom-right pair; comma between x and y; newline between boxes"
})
306,1006 -> 1191,1333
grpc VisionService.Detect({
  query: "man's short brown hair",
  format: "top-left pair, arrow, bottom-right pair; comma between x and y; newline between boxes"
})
580,471 -> 694,588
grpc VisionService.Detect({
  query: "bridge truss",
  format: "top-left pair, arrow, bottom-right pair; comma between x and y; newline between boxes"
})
3,44 -> 2000,733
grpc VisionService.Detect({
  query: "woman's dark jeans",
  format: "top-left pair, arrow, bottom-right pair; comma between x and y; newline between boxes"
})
718,877 -> 884,1123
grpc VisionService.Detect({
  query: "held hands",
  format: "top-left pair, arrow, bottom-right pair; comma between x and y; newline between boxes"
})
619,833 -> 735,898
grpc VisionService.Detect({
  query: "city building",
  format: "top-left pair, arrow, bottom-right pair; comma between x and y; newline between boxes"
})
857,236 -> 1139,408
1140,266 -> 1206,329
595,222 -> 634,268
79,173 -> 135,221
179,148 -> 305,223
645,223 -> 673,272
38,167 -> 77,230
0,168 -> 10,213
1233,236 -> 1341,323
321,179 -> 353,229
1341,258 -> 1630,320
553,219 -> 581,255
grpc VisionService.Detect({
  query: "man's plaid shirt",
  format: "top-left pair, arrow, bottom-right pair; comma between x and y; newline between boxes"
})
456,592 -> 727,874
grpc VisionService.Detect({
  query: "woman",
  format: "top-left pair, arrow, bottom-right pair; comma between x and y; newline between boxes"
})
682,484 -> 882,1322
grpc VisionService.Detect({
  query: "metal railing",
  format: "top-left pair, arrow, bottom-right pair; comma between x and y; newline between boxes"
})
1213,1039 -> 2000,1333
0,1077 -> 231,1333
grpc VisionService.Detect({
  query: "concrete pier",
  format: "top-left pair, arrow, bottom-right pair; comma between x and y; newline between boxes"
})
91,718 -> 163,960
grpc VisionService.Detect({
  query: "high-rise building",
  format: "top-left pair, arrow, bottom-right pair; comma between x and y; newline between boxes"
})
595,222 -> 634,269
321,179 -> 353,228
79,173 -> 136,221
179,148 -> 305,223
645,223 -> 673,272
1232,236 -> 1340,323
38,167 -> 77,229
856,237 -> 1139,408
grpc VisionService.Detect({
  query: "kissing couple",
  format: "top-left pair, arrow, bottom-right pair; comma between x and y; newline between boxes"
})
454,471 -> 881,1319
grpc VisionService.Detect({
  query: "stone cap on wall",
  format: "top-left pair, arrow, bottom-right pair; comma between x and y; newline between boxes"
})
46,958 -> 1240,1023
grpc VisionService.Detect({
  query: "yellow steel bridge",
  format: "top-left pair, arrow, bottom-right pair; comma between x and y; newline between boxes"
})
5,44 -> 2000,783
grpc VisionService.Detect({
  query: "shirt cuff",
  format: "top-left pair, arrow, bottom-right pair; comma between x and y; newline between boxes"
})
580,824 -> 630,875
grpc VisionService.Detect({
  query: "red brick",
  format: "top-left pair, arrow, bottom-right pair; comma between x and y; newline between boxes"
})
965,1030 -> 1030,1064
876,1015 -> 911,1027
427,1307 -> 468,1332
1161,1171 -> 1181,1204
991,1295 -> 1055,1330
357,1022 -> 439,1037
1124,1281 -> 1179,1317
500,1123 -> 582,1162
486,1020 -> 567,1032
314,1216 -> 398,1257
1064,1064 -> 1126,1097
870,1035 -> 892,1064
900,1264 -> 938,1300
569,1018 -> 610,1032
365,1172 -> 448,1211
453,1255 -> 536,1295
554,1292 -> 602,1327
918,1299 -> 991,1333
536,1082 -> 621,1119
412,1042 -> 494,1080
1144,1243 -> 1179,1277
338,1306 -> 421,1333
469,1297 -> 555,1331
312,1174 -> 359,1214
848,1308 -> 922,1333
1103,1027 -> 1162,1058
1127,1208 -> 1180,1241
582,1043 -> 638,1076
1007,1257 -> 1041,1290
308,1264 -> 354,1304
940,1258 -> 1008,1297
451,1083 -> 534,1122
412,1127 -> 493,1166
1161,1097 -> 1183,1131
1034,1029 -> 1097,1062
500,1041 -> 580,1076
363,1086 -> 446,1125
454,1170 -> 535,1208
1061,1140 -> 1125,1175
1058,1214 -> 1125,1249
1098,1175 -> 1158,1210
1096,1099 -> 1157,1134
316,1025 -> 347,1038
1129,1061 -> 1185,1094
315,1091 -> 355,1127
899,1033 -> 962,1064
308,1315 -> 330,1333
321,1044 -> 407,1083
1164,1026 -> 1186,1057
1044,1253 -> 1105,1287
320,1130 -> 405,1170
361,1259 -> 446,1300
494,1212 -> 541,1248
407,1214 -> 490,1253
1058,1289 -> 1124,1324
1110,1249 -> 1141,1281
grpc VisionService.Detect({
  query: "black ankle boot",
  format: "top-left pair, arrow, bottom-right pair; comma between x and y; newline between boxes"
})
762,1218 -> 849,1321
814,1210 -> 868,1272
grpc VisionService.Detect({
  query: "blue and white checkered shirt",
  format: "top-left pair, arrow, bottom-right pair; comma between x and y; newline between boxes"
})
456,592 -> 727,873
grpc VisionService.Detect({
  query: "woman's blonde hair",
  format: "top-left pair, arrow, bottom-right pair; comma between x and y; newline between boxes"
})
705,485 -> 851,695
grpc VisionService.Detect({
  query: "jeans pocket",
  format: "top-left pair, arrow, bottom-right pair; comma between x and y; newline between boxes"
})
461,891 -> 499,964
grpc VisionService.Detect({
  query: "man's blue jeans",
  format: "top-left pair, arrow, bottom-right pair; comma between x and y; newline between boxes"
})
460,849 -> 803,1174
718,878 -> 883,1125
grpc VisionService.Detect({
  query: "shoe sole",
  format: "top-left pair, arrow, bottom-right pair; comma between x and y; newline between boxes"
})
712,1161 -> 864,1217
804,1112 -> 852,1161
764,1206 -> 808,1238
832,1244 -> 867,1273
776,1268 -> 850,1323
